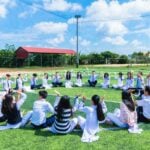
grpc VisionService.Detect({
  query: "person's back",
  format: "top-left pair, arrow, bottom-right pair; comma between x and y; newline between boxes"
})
31,100 -> 53,125
54,107 -> 72,133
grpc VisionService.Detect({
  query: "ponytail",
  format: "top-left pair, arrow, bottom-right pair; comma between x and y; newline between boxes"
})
92,95 -> 105,121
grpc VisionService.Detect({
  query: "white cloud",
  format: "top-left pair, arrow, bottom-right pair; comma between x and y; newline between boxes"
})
70,36 -> 91,47
103,36 -> 128,46
33,21 -> 68,34
43,0 -> 82,12
46,34 -> 64,46
85,0 -> 150,36
0,0 -> 16,18
18,3 -> 38,18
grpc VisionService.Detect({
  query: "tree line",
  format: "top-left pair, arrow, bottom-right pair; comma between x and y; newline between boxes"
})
0,44 -> 149,67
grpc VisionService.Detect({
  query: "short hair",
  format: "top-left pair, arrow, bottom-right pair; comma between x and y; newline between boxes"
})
33,73 -> 37,77
6,74 -> 11,77
39,90 -> 48,99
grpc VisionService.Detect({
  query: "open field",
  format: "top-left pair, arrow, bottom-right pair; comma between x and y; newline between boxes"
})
0,65 -> 150,150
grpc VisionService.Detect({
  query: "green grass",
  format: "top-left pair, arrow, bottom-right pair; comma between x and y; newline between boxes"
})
0,66 -> 150,150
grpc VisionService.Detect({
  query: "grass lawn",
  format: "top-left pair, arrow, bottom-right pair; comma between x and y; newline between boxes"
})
0,65 -> 150,150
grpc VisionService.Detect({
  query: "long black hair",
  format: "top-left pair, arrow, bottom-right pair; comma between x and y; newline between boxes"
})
144,86 -> 150,95
92,95 -> 105,121
122,91 -> 135,112
55,95 -> 72,121
66,71 -> 71,80
2,94 -> 14,114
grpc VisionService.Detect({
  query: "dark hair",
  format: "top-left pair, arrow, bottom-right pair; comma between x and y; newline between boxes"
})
138,71 -> 143,76
44,73 -> 48,79
77,72 -> 82,79
144,86 -> 150,95
2,94 -> 14,114
33,73 -> 37,77
18,74 -> 21,77
104,73 -> 109,78
6,74 -> 11,77
92,95 -> 105,121
127,72 -> 133,79
55,95 -> 72,121
122,91 -> 135,112
39,90 -> 48,99
119,72 -> 123,80
66,71 -> 71,80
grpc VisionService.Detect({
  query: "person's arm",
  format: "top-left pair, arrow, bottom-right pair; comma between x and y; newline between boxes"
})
16,92 -> 27,110
101,100 -> 107,113
46,102 -> 54,114
136,100 -> 144,107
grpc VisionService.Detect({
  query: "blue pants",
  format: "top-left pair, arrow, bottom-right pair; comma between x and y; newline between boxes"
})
32,115 -> 55,129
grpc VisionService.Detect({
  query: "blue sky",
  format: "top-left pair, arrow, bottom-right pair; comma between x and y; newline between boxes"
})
0,0 -> 150,54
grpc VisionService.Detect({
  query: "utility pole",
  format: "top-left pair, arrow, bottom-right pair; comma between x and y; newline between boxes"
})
75,15 -> 81,68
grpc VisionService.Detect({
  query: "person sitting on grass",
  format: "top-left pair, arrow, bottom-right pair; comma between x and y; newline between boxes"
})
122,72 -> 134,90
49,92 -> 78,134
75,72 -> 83,87
112,72 -> 124,89
2,74 -> 14,92
136,86 -> 150,123
42,73 -> 52,89
14,74 -> 25,91
106,90 -> 142,133
52,72 -> 63,87
88,71 -> 97,87
0,90 -> 32,130
65,71 -> 73,88
30,90 -> 55,129
101,73 -> 110,89
74,95 -> 107,143
30,73 -> 43,90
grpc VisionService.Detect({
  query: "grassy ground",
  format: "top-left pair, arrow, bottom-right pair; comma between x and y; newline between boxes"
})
0,66 -> 150,150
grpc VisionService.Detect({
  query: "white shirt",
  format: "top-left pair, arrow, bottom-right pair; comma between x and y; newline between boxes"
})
53,75 -> 61,83
146,78 -> 150,86
117,77 -> 124,87
42,78 -> 48,87
16,78 -> 24,90
137,96 -> 150,119
125,78 -> 134,88
75,99 -> 107,142
89,75 -> 97,82
2,79 -> 13,91
31,99 -> 54,125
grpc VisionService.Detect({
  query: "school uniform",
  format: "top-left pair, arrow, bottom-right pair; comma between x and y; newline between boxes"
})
30,77 -> 42,90
136,95 -> 150,123
123,78 -> 134,90
52,75 -> 63,87
42,78 -> 52,89
88,75 -> 97,87
113,77 -> 124,89
15,77 -> 24,90
107,102 -> 137,128
75,74 -> 83,87
75,99 -> 107,143
101,77 -> 110,88
2,79 -> 13,92
135,77 -> 144,89
0,93 -> 32,130
49,96 -> 78,134
65,74 -> 73,88
31,99 -> 55,129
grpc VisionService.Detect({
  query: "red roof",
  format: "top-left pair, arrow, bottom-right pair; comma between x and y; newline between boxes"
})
20,46 -> 76,55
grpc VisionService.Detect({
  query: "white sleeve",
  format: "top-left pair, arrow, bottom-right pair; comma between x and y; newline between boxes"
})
137,100 -> 144,107
101,101 -> 108,113
16,93 -> 27,110
53,96 -> 61,108
46,102 -> 54,114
